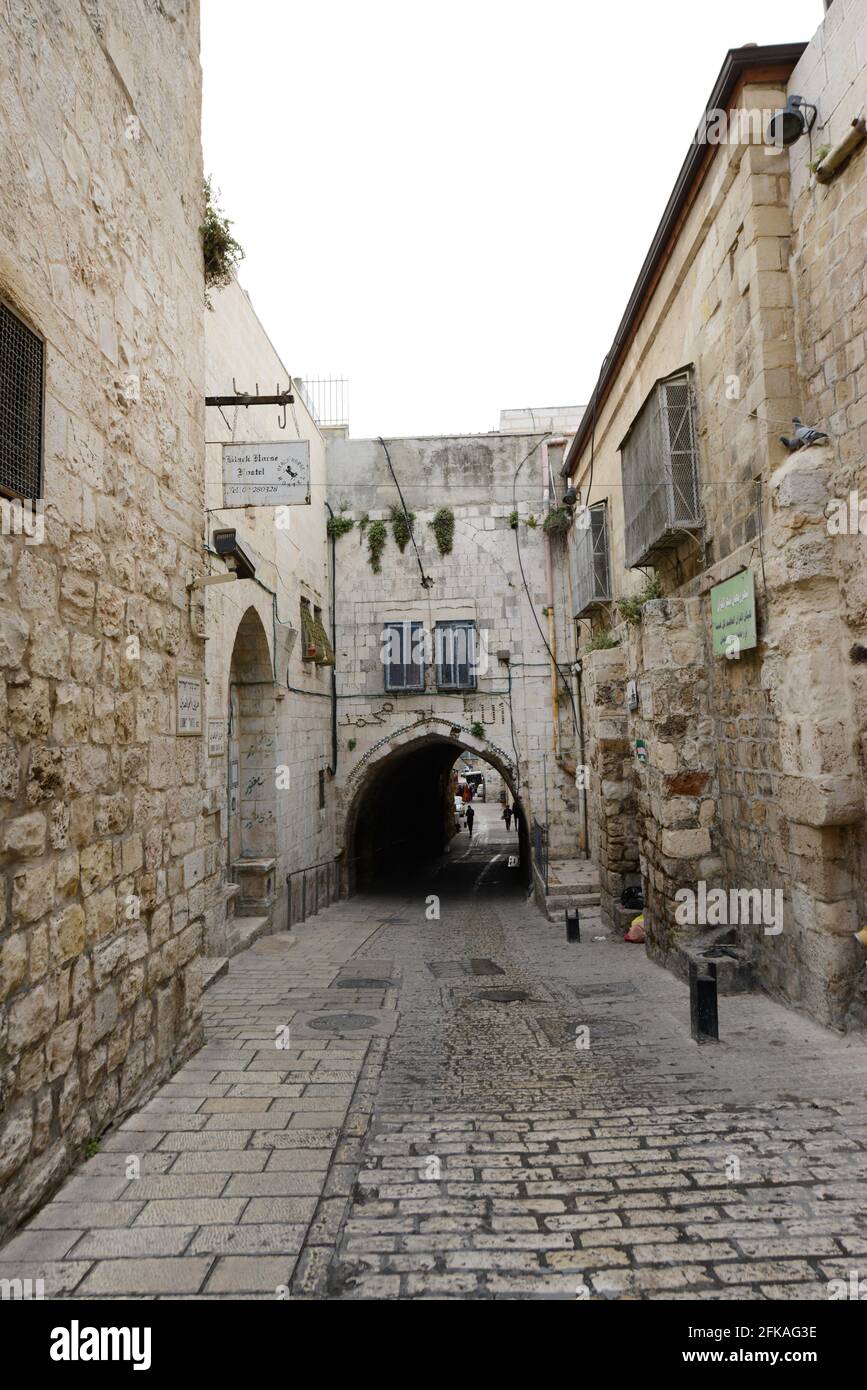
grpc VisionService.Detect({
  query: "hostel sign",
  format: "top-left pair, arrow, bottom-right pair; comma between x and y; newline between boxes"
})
710,570 -> 757,657
222,441 -> 310,507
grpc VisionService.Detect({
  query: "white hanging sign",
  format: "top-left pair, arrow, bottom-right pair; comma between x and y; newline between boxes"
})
222,441 -> 311,507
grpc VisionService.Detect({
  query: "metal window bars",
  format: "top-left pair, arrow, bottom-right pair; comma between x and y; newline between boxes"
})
0,300 -> 43,500
572,502 -> 611,616
622,372 -> 701,569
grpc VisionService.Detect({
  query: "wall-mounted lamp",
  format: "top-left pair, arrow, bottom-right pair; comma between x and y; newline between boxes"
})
766,94 -> 817,147
563,486 -> 578,507
212,528 -> 258,581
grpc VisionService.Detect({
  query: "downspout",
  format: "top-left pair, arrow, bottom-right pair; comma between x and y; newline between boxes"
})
324,502 -> 338,775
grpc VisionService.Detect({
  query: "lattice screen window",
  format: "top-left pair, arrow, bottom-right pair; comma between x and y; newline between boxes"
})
572,501 -> 611,616
0,299 -> 44,500
621,370 -> 701,569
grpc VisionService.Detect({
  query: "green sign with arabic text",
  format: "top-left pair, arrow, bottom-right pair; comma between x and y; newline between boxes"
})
710,570 -> 756,657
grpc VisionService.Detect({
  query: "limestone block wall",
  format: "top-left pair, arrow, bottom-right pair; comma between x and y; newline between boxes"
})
562,12 -> 867,1029
786,0 -> 867,1016
623,599 -> 720,968
325,433 -> 580,883
201,281 -> 336,943
579,646 -> 638,929
0,1 -> 206,1237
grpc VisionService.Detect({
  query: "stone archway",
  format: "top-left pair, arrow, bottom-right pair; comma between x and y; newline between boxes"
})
341,721 -> 529,891
227,606 -> 278,919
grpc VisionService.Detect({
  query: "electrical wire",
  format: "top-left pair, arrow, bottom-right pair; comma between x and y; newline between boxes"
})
378,436 -> 432,589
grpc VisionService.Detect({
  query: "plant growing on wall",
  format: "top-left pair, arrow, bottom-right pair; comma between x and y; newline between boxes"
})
542,505 -> 572,537
326,512 -> 355,539
430,507 -> 455,555
527,514 -> 538,528
469,721 -> 485,740
367,519 -> 387,572
390,504 -> 416,553
618,576 -> 662,625
200,177 -> 244,307
586,631 -> 620,651
509,510 -> 519,529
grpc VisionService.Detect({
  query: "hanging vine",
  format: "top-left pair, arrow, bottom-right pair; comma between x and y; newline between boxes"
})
389,504 -> 416,553
367,519 -> 387,572
200,177 -> 244,308
430,506 -> 455,555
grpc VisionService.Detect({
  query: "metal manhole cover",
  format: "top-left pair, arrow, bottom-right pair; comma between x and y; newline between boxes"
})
335,978 -> 392,990
477,989 -> 529,1003
306,1013 -> 379,1032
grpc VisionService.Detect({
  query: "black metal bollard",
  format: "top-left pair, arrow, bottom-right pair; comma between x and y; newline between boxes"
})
565,908 -> 581,943
689,960 -> 719,1043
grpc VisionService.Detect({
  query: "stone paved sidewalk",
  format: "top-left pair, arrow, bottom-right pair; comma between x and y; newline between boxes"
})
2,811 -> 867,1299
0,904 -> 388,1297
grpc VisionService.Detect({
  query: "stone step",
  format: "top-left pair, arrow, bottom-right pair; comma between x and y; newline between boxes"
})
201,956 -> 228,991
228,915 -> 271,956
545,892 -> 602,910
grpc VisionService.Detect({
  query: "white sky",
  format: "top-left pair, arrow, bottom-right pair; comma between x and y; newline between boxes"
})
201,0 -> 823,439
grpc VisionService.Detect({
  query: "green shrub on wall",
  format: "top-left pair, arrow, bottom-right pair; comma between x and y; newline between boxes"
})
430,507 -> 455,555
367,520 -> 387,572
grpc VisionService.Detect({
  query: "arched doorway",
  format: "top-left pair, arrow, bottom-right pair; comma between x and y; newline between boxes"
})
343,731 -> 529,891
227,607 -> 278,917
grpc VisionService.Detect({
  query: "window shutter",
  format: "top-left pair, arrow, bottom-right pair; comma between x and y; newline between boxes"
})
0,300 -> 44,501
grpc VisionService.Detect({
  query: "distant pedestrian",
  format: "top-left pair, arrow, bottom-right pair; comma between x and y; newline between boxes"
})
465,805 -> 474,837
502,804 -> 512,831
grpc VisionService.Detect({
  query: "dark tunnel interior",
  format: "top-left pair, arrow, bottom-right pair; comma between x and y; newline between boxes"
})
347,738 -> 529,889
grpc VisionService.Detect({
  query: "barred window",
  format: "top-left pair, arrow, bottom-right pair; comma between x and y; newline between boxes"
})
571,501 -> 611,616
435,620 -> 477,692
383,620 -> 425,692
620,370 -> 701,569
0,299 -> 44,500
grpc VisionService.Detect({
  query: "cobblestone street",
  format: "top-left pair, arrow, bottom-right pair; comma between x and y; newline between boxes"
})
2,805 -> 866,1301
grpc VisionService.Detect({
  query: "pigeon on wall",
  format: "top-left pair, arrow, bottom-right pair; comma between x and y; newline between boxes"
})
779,417 -> 830,450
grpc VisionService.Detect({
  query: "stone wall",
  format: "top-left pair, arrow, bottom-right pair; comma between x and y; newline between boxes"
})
325,433 -> 580,888
563,10 -> 867,1028
0,0 -> 206,1237
579,646 -> 638,929
201,279 -> 337,945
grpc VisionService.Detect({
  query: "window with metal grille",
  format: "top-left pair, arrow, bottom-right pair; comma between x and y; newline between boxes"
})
620,370 -> 701,569
383,620 -> 425,692
0,299 -> 44,500
571,501 -> 611,616
435,620 -> 477,692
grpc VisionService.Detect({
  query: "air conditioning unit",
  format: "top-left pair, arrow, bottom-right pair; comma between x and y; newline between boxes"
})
621,371 -> 702,569
572,501 -> 612,616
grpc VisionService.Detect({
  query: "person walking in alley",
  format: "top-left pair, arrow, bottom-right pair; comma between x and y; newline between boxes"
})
502,804 -> 512,831
465,804 -> 474,837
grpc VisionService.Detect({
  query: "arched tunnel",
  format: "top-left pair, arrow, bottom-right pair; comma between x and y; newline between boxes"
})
346,736 -> 529,889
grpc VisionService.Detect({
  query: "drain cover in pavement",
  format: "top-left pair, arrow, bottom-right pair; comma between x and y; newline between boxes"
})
477,989 -> 529,1003
335,978 -> 392,990
307,1013 -> 379,1032
470,959 -> 505,976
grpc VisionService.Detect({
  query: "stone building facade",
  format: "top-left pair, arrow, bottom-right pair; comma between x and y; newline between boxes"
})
201,279 -> 337,956
325,432 -> 581,893
561,8 -> 867,1029
0,0 -> 208,1236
